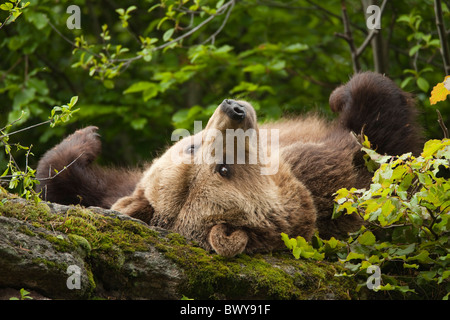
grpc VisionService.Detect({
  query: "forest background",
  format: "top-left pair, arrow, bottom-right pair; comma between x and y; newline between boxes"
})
1,0 -> 449,171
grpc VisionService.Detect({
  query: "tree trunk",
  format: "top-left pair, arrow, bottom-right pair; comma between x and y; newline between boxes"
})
362,0 -> 389,74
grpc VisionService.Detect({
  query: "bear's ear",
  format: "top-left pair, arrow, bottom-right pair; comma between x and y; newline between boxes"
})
111,189 -> 154,224
208,224 -> 248,257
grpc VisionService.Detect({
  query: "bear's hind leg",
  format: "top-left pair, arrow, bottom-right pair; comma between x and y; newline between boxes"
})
329,72 -> 423,156
36,127 -> 107,207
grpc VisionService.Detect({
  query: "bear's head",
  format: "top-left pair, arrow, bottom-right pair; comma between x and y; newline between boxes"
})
112,99 -> 317,257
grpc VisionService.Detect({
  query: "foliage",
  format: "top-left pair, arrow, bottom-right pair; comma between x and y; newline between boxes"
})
0,96 -> 79,201
9,288 -> 33,300
283,138 -> 450,299
430,75 -> 450,105
1,0 -> 449,171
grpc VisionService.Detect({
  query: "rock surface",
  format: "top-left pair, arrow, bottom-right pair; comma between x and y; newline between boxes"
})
0,193 -> 358,300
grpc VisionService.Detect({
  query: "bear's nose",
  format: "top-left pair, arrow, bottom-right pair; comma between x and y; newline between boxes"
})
221,99 -> 246,122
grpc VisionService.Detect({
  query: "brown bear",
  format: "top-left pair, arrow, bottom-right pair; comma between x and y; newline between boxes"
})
36,72 -> 423,257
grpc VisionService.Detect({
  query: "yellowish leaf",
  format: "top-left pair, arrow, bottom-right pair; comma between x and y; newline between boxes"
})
430,76 -> 450,105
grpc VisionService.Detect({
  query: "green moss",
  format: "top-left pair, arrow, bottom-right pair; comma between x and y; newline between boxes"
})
39,232 -> 76,252
155,232 -> 356,300
167,232 -> 187,245
17,225 -> 36,237
1,192 -> 358,299
32,257 -> 68,272
68,234 -> 92,254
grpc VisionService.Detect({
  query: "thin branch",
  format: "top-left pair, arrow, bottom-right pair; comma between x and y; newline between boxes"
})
0,57 -> 23,82
203,0 -> 235,45
337,0 -> 361,73
0,12 -> 12,30
434,0 -> 450,75
111,0 -> 235,65
47,20 -> 77,48
153,0 -> 235,51
305,0 -> 367,34
0,120 -> 52,140
357,0 -> 389,57
37,152 -> 85,182
356,28 -> 379,57
436,109 -> 449,139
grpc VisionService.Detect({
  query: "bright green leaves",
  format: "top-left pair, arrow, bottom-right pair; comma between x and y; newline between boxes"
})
329,138 -> 450,298
0,0 -> 29,28
357,230 -> 376,246
281,233 -> 324,261
422,139 -> 450,158
397,10 -> 442,94
123,81 -> 159,102
123,64 -> 200,104
116,5 -> 137,28
50,96 -> 80,128
284,138 -> 450,298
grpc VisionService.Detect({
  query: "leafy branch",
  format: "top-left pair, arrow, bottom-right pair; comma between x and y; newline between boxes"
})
63,1 -> 236,84
283,138 -> 450,299
1,96 -> 79,201
0,0 -> 29,30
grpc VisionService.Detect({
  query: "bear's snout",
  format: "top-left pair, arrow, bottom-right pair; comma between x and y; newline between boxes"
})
221,99 -> 246,122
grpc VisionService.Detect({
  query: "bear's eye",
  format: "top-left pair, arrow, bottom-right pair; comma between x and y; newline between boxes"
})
185,144 -> 197,155
216,164 -> 230,177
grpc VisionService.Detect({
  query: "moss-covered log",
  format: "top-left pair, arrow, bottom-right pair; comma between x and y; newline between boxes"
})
0,191 -> 359,300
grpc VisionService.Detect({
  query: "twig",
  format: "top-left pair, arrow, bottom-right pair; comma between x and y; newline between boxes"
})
203,0 -> 235,45
336,0 -> 388,73
37,152 -> 85,182
305,0 -> 367,34
48,20 -> 77,48
434,0 -> 450,75
0,12 -> 12,30
336,0 -> 360,73
111,0 -> 235,65
358,0 -> 388,58
153,0 -> 235,51
0,120 -> 52,140
436,109 -> 449,139
356,28 -> 379,57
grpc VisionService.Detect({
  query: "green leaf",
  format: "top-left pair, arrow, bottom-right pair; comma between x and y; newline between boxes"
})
422,139 -> 447,158
409,44 -> 421,56
345,252 -> 365,261
243,64 -> 266,74
26,11 -> 49,30
408,250 -> 433,263
401,76 -> 413,88
69,96 -> 79,107
123,81 -> 155,94
0,3 -> 13,10
143,85 -> 159,101
163,28 -> 174,42
416,77 -> 429,92
284,43 -> 309,52
358,231 -> 376,246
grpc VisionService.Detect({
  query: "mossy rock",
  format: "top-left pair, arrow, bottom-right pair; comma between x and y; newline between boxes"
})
0,191 -> 359,300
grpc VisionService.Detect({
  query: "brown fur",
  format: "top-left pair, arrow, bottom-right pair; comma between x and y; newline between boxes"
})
36,72 -> 423,257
